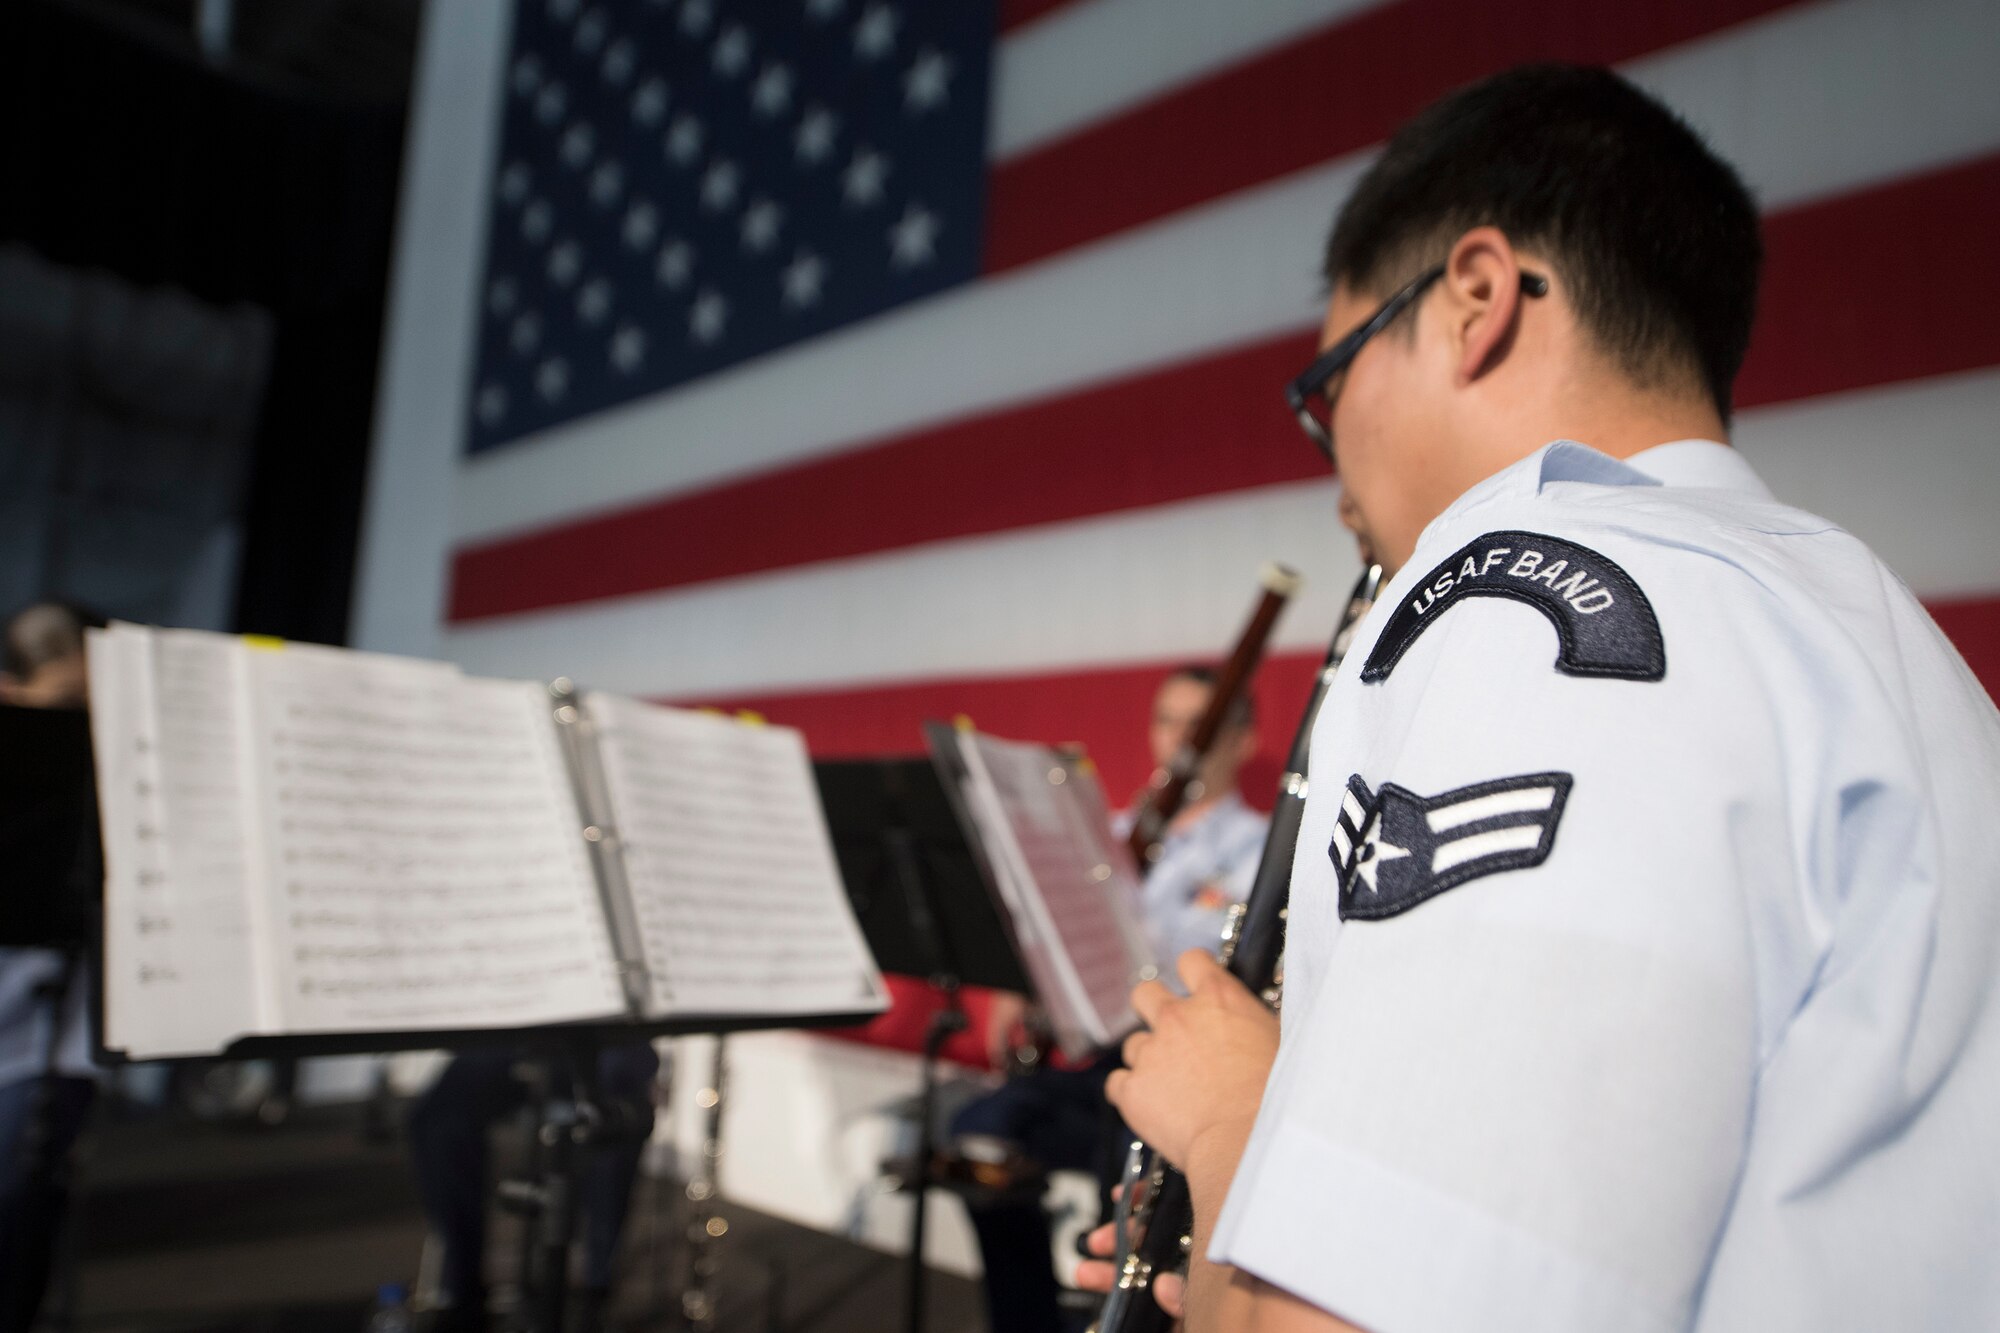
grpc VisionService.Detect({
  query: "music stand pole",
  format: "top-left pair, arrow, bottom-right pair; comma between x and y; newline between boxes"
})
527,1034 -> 591,1333
504,1030 -> 630,1333
884,826 -> 964,1333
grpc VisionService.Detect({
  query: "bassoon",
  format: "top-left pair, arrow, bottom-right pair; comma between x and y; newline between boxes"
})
1092,561 -> 1384,1333
1125,562 -> 1303,866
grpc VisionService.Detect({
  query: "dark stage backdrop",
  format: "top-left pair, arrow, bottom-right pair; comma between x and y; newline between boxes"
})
0,0 -> 408,646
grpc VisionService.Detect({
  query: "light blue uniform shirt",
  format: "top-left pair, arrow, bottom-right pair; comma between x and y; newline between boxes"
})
1116,793 -> 1269,976
1212,440 -> 2000,1332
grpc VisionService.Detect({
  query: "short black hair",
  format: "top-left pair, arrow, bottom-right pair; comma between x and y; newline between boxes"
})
1324,64 -> 1761,421
1164,663 -> 1256,730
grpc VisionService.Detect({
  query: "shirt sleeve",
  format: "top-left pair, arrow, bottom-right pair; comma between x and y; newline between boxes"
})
1209,533 -> 1770,1333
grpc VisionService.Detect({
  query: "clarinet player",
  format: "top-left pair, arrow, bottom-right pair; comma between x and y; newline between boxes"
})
1083,64 -> 2000,1333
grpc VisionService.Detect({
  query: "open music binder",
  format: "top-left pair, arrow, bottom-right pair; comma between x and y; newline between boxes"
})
924,722 -> 1159,1059
85,624 -> 888,1060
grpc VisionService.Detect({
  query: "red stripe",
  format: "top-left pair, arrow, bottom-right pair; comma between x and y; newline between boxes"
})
448,153 -> 2000,624
447,335 -> 1315,622
691,592 -> 2000,788
998,0 -> 1089,34
816,973 -> 1033,1069
1931,595 -> 2000,707
982,0 -> 1805,273
689,647 -> 1355,821
1736,152 -> 2000,409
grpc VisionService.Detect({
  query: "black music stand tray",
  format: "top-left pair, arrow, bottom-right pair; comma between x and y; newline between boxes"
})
815,753 -> 1031,1333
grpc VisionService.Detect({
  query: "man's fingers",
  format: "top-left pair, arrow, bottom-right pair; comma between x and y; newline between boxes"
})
1121,1029 -> 1151,1068
1182,947 -> 1269,1015
1083,1221 -> 1115,1256
1178,947 -> 1230,993
1104,1067 -> 1128,1108
1074,1262 -> 1182,1315
1074,1258 -> 1115,1294
1130,978 -> 1175,1027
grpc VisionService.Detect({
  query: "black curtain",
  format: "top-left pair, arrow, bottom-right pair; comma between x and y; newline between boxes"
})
0,0 -> 408,646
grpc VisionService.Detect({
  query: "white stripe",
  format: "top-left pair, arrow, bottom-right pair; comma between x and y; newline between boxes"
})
440,370 -> 2000,699
991,0 -> 1390,160
1737,368 -> 2000,600
1624,0 -> 2000,212
1426,786 -> 1557,834
352,0 -> 513,660
1341,791 -> 1366,827
1331,820 -> 1354,862
446,481 -> 1364,698
1433,825 -> 1547,875
447,0 -> 2000,547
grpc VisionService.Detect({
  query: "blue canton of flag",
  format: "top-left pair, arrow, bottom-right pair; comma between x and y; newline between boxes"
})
466,0 -> 994,454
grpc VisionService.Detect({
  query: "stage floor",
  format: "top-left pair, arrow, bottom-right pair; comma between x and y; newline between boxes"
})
56,1096 -> 987,1333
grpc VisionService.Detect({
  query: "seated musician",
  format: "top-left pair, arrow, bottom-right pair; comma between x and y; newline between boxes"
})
954,665 -> 1267,1333
407,1041 -> 659,1332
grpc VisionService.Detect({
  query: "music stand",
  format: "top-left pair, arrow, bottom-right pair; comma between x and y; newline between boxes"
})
815,755 -> 1031,1333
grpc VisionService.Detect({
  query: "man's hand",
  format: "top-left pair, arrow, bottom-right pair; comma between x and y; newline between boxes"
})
1074,1212 -> 1187,1317
1105,949 -> 1278,1177
983,989 -> 1030,1069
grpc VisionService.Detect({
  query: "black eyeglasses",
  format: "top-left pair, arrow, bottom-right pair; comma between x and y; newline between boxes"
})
1285,265 -> 1549,461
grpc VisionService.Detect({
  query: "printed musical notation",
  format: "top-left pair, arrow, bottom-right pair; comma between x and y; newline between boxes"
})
89,627 -> 263,1058
88,625 -> 888,1057
953,731 -> 1154,1055
248,655 -> 623,1033
585,695 -> 886,1018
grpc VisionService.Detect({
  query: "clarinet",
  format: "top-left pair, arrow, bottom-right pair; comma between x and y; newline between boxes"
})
1092,562 -> 1383,1333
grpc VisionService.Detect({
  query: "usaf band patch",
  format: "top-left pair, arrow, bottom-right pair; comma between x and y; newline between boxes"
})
1333,772 -> 1573,921
1361,530 -> 1665,683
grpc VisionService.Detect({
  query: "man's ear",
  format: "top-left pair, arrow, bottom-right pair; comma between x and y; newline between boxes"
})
1441,226 -> 1529,385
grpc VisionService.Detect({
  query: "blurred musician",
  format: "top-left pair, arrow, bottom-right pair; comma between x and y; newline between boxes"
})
953,665 -> 1267,1333
0,602 -> 95,709
407,1042 -> 659,1333
0,601 -> 105,1331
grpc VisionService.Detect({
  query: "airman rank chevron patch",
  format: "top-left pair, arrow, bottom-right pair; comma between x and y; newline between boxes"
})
1361,531 -> 1665,683
1333,772 -> 1573,921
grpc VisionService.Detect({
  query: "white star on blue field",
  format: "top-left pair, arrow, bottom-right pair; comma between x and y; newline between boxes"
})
466,0 -> 994,454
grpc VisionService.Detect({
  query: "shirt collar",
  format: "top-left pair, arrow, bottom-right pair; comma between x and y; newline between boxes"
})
1620,438 -> 1772,497
1427,437 -> 1771,540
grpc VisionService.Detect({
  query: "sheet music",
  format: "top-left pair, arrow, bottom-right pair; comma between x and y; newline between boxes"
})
953,730 -> 1155,1055
583,693 -> 886,1019
89,627 -> 270,1057
246,647 -> 623,1033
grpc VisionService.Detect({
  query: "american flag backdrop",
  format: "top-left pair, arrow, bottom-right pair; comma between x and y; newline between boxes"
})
361,0 -> 2000,826
348,0 -> 2000,1246
362,0 -> 2000,902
